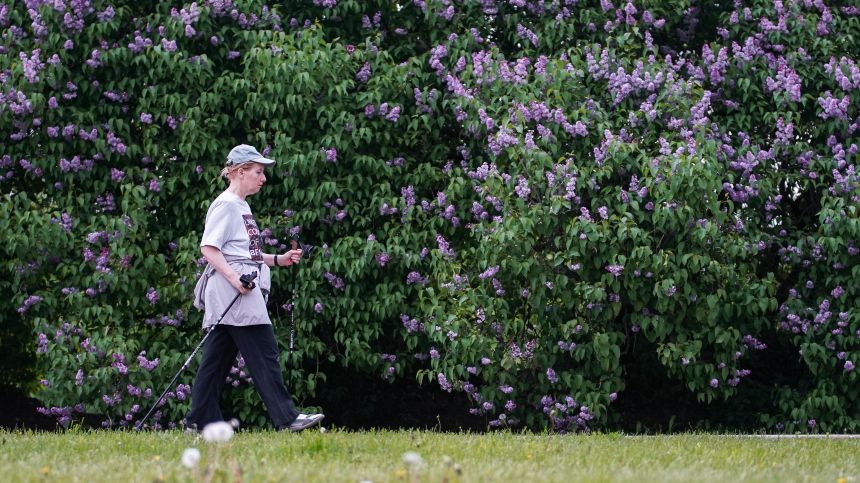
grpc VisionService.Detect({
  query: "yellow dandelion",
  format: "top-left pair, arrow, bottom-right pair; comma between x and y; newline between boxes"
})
526,455 -> 532,460
396,470 -> 407,478
153,455 -> 161,461
42,467 -> 49,475
837,478 -> 846,483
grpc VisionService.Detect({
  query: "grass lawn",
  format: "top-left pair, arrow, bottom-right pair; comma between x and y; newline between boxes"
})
1,428 -> 858,482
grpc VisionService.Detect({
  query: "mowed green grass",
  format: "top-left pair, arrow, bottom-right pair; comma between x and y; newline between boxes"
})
1,429 -> 858,483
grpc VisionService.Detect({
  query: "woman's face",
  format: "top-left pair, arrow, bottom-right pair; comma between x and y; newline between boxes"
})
238,163 -> 266,195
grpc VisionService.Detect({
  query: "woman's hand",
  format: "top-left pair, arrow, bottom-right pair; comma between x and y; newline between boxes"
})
227,272 -> 251,295
281,249 -> 302,266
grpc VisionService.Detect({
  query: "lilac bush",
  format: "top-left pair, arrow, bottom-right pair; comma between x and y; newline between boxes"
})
4,0 -> 860,433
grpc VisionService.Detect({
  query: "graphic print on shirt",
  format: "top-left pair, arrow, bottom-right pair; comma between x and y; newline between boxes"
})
242,214 -> 264,261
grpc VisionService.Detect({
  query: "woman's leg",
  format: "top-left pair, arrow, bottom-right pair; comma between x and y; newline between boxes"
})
185,325 -> 239,430
227,324 -> 300,427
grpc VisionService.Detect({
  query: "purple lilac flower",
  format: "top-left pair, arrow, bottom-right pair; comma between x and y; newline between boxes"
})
493,279 -> 504,295
111,168 -> 125,181
597,206 -> 608,219
515,176 -> 530,198
323,148 -> 337,162
375,253 -> 391,266
137,352 -> 160,370
818,92 -> 850,120
478,266 -> 500,279
17,295 -> 43,313
324,272 -> 344,291
436,234 -> 455,258
516,23 -> 539,47
356,62 -> 372,82
406,271 -> 429,286
438,373 -> 452,392
35,333 -> 49,353
386,106 -> 401,122
605,265 -> 624,278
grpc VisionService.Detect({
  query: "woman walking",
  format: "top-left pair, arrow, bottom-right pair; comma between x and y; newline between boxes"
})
187,144 -> 324,432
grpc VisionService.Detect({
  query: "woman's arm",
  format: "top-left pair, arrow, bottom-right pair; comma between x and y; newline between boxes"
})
261,249 -> 303,267
201,245 -> 251,294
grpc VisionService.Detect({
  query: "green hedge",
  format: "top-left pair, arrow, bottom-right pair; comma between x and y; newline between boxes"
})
3,0 -> 860,432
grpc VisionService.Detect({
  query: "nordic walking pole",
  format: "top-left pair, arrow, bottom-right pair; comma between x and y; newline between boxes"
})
287,238 -> 297,393
135,271 -> 258,431
286,234 -> 314,394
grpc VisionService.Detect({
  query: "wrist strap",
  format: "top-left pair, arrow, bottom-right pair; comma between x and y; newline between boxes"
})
274,255 -> 279,267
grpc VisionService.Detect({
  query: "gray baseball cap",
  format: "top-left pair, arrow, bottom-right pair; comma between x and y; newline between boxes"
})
226,144 -> 276,166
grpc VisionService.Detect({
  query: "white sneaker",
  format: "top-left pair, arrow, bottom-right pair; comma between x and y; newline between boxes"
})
285,414 -> 325,432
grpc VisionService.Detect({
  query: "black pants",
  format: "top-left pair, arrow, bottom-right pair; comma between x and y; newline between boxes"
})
185,323 -> 300,429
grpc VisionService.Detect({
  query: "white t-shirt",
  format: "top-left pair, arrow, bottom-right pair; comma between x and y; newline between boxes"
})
200,191 -> 264,261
